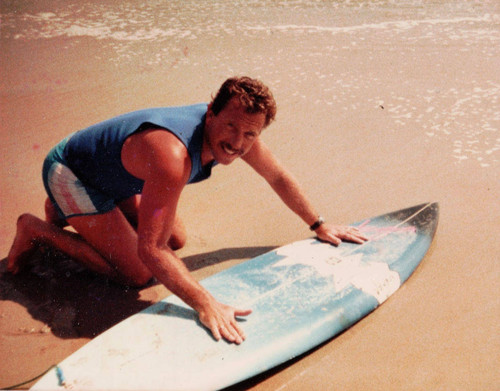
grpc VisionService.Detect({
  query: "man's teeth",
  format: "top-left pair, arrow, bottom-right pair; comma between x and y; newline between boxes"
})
223,144 -> 237,155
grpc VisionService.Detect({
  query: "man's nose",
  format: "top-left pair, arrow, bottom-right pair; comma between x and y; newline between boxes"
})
231,131 -> 244,150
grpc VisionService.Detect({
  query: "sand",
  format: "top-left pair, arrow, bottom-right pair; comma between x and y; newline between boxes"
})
1,1 -> 499,389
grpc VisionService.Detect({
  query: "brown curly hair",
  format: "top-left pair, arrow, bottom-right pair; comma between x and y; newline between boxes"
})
210,76 -> 277,128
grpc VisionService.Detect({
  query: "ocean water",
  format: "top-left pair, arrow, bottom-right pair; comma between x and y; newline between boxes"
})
2,0 -> 499,167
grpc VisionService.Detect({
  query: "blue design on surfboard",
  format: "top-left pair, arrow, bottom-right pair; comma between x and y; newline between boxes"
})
32,203 -> 439,391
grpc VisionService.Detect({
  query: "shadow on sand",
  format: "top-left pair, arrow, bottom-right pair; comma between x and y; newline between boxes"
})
0,245 -> 275,340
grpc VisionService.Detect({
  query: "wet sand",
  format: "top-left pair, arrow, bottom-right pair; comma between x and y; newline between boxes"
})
1,1 -> 499,389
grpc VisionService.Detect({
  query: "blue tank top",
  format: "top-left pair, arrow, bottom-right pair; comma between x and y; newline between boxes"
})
63,103 -> 215,201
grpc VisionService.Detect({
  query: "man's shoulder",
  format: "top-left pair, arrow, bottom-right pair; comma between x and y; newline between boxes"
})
122,129 -> 191,184
148,103 -> 208,122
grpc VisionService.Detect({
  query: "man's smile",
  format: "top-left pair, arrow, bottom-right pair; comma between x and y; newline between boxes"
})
221,142 -> 242,156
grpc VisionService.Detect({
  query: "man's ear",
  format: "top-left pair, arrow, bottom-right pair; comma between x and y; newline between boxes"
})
206,102 -> 215,120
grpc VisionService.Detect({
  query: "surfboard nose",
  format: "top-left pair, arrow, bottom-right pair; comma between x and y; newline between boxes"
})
381,202 -> 439,236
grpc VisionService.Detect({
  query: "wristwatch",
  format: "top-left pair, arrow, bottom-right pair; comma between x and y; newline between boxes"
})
309,216 -> 325,231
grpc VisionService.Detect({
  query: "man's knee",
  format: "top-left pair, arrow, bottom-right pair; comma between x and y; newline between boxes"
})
117,195 -> 141,228
122,272 -> 153,288
168,233 -> 186,251
168,215 -> 187,250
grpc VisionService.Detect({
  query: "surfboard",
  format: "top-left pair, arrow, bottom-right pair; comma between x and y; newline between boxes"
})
32,203 -> 438,391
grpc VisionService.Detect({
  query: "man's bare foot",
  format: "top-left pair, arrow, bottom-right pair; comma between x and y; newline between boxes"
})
7,214 -> 42,274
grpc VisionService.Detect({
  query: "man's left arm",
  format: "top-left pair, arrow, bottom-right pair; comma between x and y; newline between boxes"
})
242,139 -> 368,245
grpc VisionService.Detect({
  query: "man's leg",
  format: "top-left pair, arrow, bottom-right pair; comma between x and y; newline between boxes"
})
116,195 -> 141,228
117,195 -> 187,250
44,197 -> 68,227
8,196 -> 184,286
66,208 -> 153,286
8,206 -> 153,287
7,213 -> 118,279
167,214 -> 187,251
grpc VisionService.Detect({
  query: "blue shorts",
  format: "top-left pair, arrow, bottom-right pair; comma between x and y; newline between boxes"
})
42,135 -> 116,220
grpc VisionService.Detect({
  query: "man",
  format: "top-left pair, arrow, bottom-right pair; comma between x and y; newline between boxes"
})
7,76 -> 367,344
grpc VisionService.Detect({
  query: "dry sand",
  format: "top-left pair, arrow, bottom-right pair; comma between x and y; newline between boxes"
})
1,1 -> 499,390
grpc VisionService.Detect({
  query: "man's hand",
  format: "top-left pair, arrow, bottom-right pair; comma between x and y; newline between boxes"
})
315,223 -> 369,246
198,299 -> 252,344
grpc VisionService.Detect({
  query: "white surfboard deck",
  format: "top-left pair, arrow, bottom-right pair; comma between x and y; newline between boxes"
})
32,203 -> 438,390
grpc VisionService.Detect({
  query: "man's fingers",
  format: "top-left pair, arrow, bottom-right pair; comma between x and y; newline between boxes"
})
337,226 -> 368,244
210,324 -> 222,342
230,319 -> 247,341
229,308 -> 252,343
350,232 -> 369,244
234,308 -> 252,317
214,323 -> 240,344
220,323 -> 242,344
202,305 -> 252,344
347,232 -> 366,244
349,227 -> 369,241
318,228 -> 368,246
328,235 -> 342,246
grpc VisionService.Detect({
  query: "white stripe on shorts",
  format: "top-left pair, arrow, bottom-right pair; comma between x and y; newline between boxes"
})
47,162 -> 98,217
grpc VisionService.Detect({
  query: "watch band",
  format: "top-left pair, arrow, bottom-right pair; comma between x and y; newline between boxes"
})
309,216 -> 325,231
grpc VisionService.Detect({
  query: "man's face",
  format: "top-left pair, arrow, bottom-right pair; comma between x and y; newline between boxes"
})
204,97 -> 266,165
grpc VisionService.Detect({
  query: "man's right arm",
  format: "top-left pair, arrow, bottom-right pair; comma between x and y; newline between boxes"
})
124,129 -> 251,343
